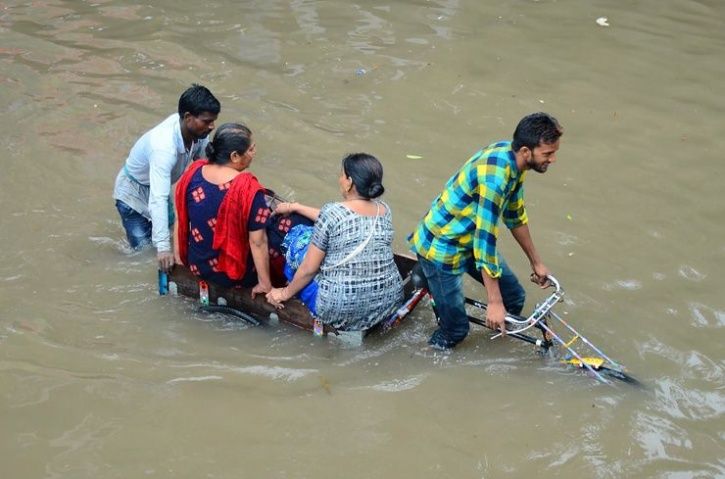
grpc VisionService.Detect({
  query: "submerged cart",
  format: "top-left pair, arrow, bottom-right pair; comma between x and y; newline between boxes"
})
163,253 -> 423,346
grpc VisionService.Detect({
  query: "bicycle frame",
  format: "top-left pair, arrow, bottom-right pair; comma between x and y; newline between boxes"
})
397,275 -> 635,385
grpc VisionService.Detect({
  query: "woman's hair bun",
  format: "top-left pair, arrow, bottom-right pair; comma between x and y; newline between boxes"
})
367,182 -> 385,199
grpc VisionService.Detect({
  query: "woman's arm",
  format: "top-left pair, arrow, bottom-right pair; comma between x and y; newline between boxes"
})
274,202 -> 320,221
248,228 -> 272,297
266,244 -> 325,307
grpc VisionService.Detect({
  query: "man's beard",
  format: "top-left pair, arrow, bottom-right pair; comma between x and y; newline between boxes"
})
529,158 -> 549,173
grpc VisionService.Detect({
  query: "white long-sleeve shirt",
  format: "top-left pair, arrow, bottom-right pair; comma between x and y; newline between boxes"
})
113,113 -> 208,252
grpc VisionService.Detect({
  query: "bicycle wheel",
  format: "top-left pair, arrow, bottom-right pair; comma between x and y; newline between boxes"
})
563,356 -> 642,387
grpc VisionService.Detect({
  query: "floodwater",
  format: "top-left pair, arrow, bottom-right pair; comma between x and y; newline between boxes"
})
1,0 -> 724,477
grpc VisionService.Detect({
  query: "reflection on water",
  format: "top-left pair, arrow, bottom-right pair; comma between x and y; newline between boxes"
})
1,0 -> 724,478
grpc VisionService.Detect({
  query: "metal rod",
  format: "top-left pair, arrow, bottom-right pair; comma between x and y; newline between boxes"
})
536,321 -> 609,384
467,315 -> 549,350
381,288 -> 427,329
548,310 -> 623,371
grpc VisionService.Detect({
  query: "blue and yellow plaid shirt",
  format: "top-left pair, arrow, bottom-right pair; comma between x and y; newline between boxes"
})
408,141 -> 528,278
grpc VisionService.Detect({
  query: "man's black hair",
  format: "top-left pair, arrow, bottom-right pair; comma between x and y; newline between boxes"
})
512,112 -> 563,151
178,84 -> 220,117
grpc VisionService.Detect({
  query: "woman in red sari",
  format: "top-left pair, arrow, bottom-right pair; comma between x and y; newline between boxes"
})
174,123 -> 274,295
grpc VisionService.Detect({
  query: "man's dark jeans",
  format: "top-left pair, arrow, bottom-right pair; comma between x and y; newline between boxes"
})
115,200 -> 152,250
417,255 -> 526,349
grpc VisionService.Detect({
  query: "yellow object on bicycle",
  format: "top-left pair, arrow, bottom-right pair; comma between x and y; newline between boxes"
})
563,356 -> 605,370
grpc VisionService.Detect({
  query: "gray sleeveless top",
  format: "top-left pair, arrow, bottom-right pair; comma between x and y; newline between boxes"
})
310,201 -> 403,330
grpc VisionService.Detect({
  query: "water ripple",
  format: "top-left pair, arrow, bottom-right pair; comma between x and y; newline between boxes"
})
653,378 -> 725,420
369,374 -> 427,392
688,302 -> 725,328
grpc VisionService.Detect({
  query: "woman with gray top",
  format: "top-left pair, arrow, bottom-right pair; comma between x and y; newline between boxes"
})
266,153 -> 403,331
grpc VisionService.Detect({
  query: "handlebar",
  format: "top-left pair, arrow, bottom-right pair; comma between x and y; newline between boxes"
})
491,275 -> 564,338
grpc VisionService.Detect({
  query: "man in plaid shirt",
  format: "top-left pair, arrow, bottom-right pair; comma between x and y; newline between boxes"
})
409,112 -> 563,349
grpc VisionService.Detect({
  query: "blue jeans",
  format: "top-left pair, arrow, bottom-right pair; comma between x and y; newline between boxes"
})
115,200 -> 152,250
417,255 -> 526,349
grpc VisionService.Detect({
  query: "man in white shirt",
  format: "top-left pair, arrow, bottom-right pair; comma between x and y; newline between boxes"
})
113,84 -> 220,271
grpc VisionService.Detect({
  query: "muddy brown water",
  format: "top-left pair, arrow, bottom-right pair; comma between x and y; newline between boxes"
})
1,1 -> 723,478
